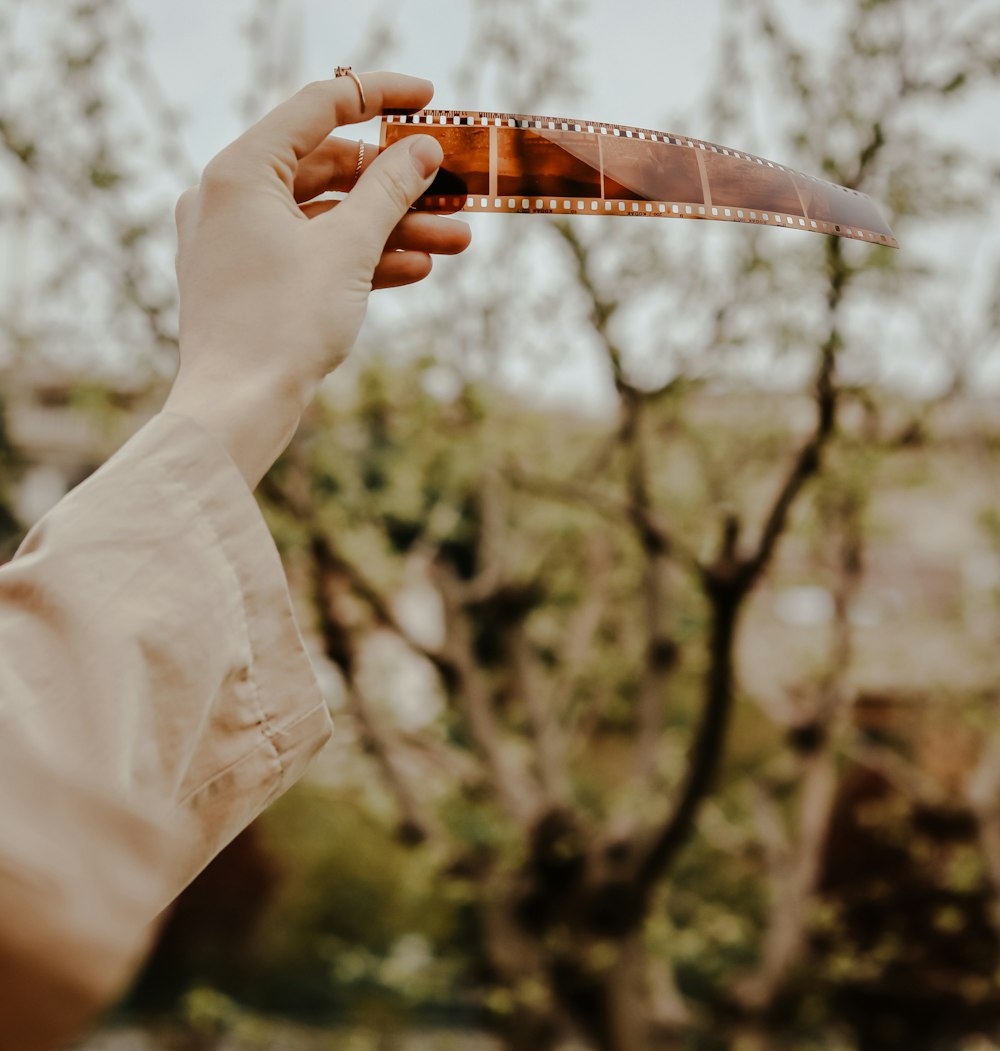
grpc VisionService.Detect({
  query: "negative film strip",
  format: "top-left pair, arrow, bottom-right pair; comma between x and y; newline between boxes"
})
381,110 -> 897,248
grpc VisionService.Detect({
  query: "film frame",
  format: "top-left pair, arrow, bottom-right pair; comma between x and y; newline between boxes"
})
381,110 -> 897,248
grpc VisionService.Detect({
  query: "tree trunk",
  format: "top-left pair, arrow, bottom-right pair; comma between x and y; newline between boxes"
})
733,750 -> 838,1011
602,933 -> 653,1051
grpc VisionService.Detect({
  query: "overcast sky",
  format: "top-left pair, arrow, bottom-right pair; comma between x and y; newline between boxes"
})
140,1 -> 727,167
2,0 -> 996,406
132,0 -> 997,401
132,0 -> 750,409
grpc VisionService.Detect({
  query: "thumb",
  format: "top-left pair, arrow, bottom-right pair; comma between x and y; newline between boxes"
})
332,134 -> 443,256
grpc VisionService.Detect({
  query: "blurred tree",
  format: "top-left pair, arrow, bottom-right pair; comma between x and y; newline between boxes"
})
0,0 -> 193,370
2,1 -> 1000,1050
257,1 -> 1000,1049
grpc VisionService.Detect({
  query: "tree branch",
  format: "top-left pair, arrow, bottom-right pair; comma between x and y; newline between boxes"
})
506,465 -> 698,571
624,392 -> 679,786
432,560 -> 538,822
634,239 -> 851,901
259,470 -> 452,670
504,620 -> 571,807
550,532 -> 613,727
732,753 -> 838,1010
554,221 -> 691,793
740,237 -> 848,590
634,570 -> 742,900
451,467 -> 508,605
309,532 -> 440,845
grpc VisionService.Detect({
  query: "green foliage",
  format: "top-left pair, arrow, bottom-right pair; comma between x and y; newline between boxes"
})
244,783 -> 470,1021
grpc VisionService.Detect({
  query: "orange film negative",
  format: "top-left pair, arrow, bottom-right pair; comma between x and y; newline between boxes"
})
380,111 -> 897,248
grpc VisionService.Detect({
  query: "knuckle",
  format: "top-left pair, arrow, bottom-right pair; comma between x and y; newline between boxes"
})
200,149 -> 247,193
174,186 -> 198,224
300,79 -> 336,118
300,79 -> 330,99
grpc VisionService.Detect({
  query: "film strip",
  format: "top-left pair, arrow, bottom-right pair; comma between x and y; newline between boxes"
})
381,110 -> 897,248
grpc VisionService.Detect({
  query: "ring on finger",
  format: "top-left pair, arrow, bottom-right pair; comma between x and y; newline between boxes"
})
334,66 -> 367,113
353,140 -> 365,186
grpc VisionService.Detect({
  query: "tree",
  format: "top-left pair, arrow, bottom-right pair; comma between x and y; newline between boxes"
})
252,3 -> 1000,1046
4,1 -> 1000,1048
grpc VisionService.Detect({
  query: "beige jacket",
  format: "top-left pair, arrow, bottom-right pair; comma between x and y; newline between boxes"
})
0,413 -> 332,1051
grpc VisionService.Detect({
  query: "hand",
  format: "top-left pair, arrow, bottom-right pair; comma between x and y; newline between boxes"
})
164,72 -> 470,488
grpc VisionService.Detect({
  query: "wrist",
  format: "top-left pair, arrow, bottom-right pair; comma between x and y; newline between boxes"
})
163,363 -> 306,489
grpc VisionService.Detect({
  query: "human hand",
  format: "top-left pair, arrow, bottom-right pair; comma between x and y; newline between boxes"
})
164,72 -> 470,488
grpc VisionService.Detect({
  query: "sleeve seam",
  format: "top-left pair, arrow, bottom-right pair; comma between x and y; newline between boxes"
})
175,700 -> 329,810
156,457 -> 286,788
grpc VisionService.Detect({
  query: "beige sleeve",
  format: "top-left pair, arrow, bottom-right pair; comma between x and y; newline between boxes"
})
0,412 -> 331,1051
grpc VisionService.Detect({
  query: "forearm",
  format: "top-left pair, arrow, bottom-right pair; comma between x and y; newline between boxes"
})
163,360 -> 309,489
0,412 -> 330,1044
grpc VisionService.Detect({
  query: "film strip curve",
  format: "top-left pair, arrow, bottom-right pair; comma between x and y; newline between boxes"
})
381,111 -> 897,248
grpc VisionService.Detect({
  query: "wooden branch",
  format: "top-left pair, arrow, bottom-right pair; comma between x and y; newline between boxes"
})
452,467 -> 507,605
553,221 -> 629,394
560,212 -> 743,885
342,681 -> 442,845
309,536 -> 440,845
740,238 -> 847,591
633,237 -> 852,901
432,560 -> 537,822
646,953 -> 693,1028
549,532 -> 613,726
504,621 -> 571,807
625,401 -> 678,785
506,460 -> 699,573
817,487 -> 864,721
273,456 -> 536,823
732,754 -> 838,1010
262,466 -> 534,825
554,222 -> 691,795
634,552 -> 676,784
967,726 -> 1000,936
261,470 -> 456,673
396,726 -> 484,787
634,579 -> 741,900
732,490 -> 871,1006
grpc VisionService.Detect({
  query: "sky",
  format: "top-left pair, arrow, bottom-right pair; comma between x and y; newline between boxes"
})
140,1 -> 727,168
132,0 -> 741,410
2,0 -> 997,407
135,0 -> 997,405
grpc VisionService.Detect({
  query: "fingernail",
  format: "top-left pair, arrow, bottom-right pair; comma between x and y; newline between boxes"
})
409,135 -> 443,178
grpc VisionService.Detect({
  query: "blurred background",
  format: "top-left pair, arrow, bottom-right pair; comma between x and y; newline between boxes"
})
3,1 -> 1000,1048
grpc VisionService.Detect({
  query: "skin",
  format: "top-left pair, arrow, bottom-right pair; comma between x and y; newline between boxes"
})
164,72 -> 471,488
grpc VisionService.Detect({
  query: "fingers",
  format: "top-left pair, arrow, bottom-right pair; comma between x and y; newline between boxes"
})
238,72 -> 433,165
329,135 -> 443,260
371,251 -> 433,289
301,203 -> 472,255
385,212 -> 472,254
294,136 -> 377,203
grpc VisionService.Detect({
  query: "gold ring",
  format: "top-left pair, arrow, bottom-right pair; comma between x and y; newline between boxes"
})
353,140 -> 365,185
334,65 -> 366,113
